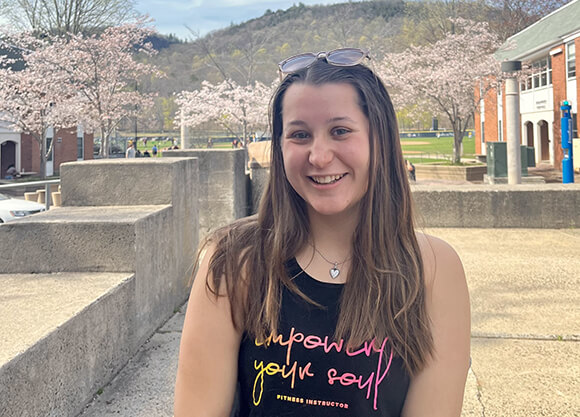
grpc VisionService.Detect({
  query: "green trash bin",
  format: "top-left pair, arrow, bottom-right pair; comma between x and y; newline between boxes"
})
487,142 -> 507,177
527,147 -> 536,167
520,145 -> 528,176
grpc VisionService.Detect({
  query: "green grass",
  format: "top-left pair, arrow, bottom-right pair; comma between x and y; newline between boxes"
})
401,135 -> 475,163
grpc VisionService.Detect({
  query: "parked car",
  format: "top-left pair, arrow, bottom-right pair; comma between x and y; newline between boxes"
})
0,193 -> 46,223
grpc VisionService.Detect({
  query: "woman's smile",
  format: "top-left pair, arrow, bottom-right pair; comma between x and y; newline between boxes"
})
309,173 -> 346,185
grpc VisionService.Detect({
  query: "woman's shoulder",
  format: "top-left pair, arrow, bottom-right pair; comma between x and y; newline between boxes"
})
415,231 -> 465,290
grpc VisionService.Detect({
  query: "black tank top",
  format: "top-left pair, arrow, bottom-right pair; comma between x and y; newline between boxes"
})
236,258 -> 410,417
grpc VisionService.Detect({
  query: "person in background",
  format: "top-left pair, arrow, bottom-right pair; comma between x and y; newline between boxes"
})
175,49 -> 470,417
5,164 -> 20,179
152,144 -> 158,156
126,142 -> 136,158
406,159 -> 416,182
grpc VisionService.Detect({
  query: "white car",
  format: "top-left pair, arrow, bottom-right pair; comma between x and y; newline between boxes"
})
0,192 -> 46,223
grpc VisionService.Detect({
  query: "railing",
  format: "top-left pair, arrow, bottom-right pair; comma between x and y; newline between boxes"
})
0,179 -> 60,211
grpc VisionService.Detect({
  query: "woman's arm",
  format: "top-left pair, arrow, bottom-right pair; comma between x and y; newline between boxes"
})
402,234 -> 471,417
174,245 -> 243,417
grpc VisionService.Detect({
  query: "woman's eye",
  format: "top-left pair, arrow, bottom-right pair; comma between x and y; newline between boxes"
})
333,127 -> 350,136
288,131 -> 310,140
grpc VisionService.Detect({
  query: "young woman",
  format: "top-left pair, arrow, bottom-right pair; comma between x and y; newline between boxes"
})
174,49 -> 470,417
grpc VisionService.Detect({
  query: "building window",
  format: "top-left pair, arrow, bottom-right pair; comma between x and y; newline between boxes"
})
77,136 -> 84,159
567,42 -> 576,78
481,121 -> 485,144
522,56 -> 552,91
46,136 -> 53,161
77,126 -> 84,160
498,120 -> 502,141
573,113 -> 578,139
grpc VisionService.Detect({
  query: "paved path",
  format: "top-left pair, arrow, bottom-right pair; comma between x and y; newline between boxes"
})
78,228 -> 580,416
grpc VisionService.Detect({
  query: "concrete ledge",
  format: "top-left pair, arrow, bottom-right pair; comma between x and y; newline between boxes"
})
0,206 -> 171,273
163,149 -> 249,237
412,184 -> 580,228
415,164 -> 487,181
0,272 -> 135,417
484,174 -> 546,184
60,158 -> 197,207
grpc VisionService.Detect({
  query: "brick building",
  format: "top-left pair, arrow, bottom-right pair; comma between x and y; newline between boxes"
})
0,121 -> 93,178
475,0 -> 579,168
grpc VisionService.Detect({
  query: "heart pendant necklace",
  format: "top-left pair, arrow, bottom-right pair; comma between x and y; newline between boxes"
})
311,243 -> 351,279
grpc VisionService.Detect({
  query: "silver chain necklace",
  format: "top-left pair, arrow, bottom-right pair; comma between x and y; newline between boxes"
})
311,244 -> 351,279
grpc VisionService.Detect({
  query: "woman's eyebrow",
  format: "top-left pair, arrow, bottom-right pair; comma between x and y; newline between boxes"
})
327,116 -> 356,123
286,117 -> 355,126
285,120 -> 308,127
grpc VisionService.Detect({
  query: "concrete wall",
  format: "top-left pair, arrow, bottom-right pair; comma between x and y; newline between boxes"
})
415,164 -> 487,181
412,184 -> 580,228
249,164 -> 269,214
162,149 -> 249,239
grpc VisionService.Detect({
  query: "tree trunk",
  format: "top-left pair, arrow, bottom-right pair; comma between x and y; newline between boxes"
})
453,128 -> 462,164
100,126 -> 109,158
37,133 -> 47,180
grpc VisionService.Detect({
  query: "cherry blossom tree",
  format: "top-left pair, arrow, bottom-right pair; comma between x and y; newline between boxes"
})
0,21 -> 161,165
379,19 -> 502,163
41,22 -> 163,157
0,33 -> 80,178
176,79 -> 273,143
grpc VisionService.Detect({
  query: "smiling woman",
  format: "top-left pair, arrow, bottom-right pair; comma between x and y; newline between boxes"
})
174,50 -> 470,417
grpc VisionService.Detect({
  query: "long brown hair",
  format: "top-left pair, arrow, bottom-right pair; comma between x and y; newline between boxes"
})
202,59 -> 432,375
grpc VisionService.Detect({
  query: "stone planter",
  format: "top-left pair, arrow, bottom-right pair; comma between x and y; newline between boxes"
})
414,164 -> 487,182
24,192 -> 38,201
52,191 -> 62,207
36,189 -> 46,204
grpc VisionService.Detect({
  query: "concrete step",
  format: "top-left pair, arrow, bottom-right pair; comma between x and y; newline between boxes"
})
0,205 -> 172,273
0,205 -> 191,363
0,272 -> 136,417
60,158 -> 198,207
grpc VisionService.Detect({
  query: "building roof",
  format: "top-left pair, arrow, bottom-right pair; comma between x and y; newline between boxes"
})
496,0 -> 580,61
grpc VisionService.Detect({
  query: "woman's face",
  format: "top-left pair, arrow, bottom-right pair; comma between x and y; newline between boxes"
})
281,82 -> 370,220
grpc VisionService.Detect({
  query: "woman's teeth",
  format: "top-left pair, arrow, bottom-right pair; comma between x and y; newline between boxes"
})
311,174 -> 344,184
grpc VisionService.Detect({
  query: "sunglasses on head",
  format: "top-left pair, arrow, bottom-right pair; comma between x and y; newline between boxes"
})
278,48 -> 371,75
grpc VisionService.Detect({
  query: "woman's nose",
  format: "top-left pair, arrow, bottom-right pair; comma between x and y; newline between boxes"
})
308,136 -> 333,168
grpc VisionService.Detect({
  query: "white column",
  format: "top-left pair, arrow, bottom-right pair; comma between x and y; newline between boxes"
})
502,61 -> 522,184
180,108 -> 189,149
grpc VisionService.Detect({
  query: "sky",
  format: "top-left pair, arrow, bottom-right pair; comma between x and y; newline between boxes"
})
134,0 -> 346,39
